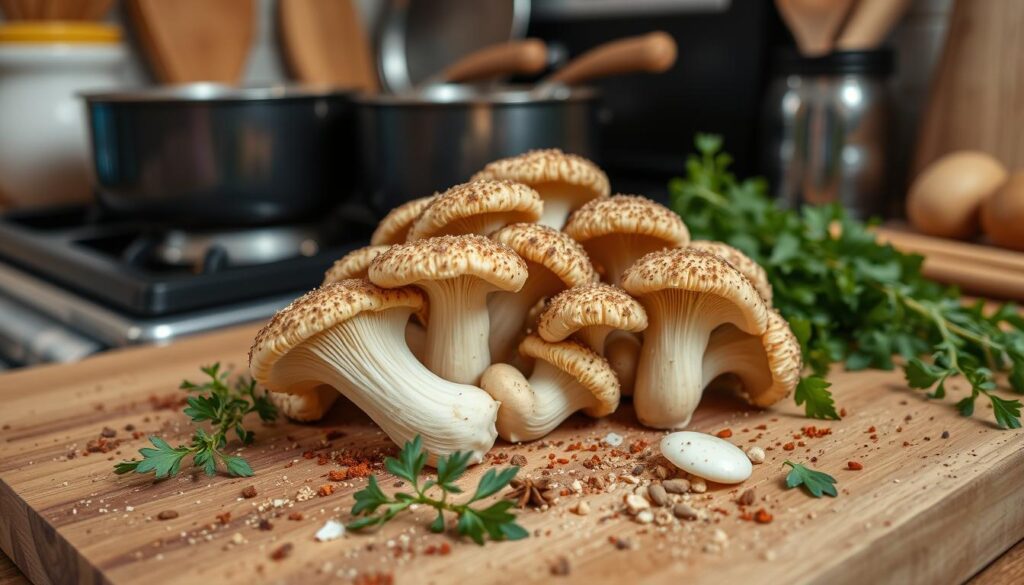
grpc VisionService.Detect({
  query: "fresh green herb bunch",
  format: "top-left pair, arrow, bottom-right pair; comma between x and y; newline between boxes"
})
115,363 -> 278,478
347,436 -> 528,545
669,134 -> 1023,428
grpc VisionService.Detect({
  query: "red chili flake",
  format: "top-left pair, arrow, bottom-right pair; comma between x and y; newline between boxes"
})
328,469 -> 349,481
259,519 -> 274,531
424,544 -> 437,555
302,451 -> 316,460
557,458 -> 569,465
797,441 -> 806,447
902,441 -> 911,447
287,512 -> 304,521
242,486 -> 258,499
565,442 -> 583,452
754,424 -> 768,430
318,484 -> 335,497
438,542 -> 451,555
548,453 -> 556,460
629,440 -> 649,454
132,431 -> 143,440
716,429 -> 733,439
801,426 -> 832,438
270,543 -> 293,561
870,434 -> 878,441
782,442 -> 795,451
216,512 -> 231,525
840,407 -> 848,417
317,455 -> 329,466
346,462 -> 372,478
847,461 -> 864,470
754,509 -> 774,524
739,512 -> 753,521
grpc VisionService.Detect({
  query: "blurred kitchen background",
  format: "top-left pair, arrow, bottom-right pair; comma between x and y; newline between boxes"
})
0,0 -> 1009,369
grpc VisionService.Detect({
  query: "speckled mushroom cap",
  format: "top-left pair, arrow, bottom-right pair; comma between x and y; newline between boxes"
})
689,240 -> 772,304
748,310 -> 802,407
563,194 -> 691,247
518,334 -> 620,418
371,195 -> 437,245
405,180 -> 542,242
621,248 -> 769,335
249,279 -> 426,387
471,149 -> 610,200
322,245 -> 390,285
538,284 -> 648,343
368,234 -> 528,292
490,223 -> 598,288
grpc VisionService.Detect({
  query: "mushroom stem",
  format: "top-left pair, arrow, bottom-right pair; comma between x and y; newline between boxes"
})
634,291 -> 750,429
577,325 -> 614,354
605,331 -> 641,395
536,182 -> 597,228
483,362 -> 597,442
702,325 -> 773,391
488,268 -> 563,364
270,308 -> 498,463
418,276 -> 493,384
589,234 -> 678,285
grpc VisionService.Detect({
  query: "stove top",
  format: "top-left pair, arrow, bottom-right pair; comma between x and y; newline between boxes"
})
0,206 -> 374,316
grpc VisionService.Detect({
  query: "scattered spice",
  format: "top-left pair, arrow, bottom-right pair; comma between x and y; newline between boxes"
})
216,512 -> 231,525
662,478 -> 690,494
511,454 -> 528,466
328,469 -> 349,481
782,442 -> 795,451
941,431 -> 950,439
242,486 -> 258,499
156,510 -> 179,521
745,446 -> 766,464
288,512 -> 304,521
754,509 -> 774,524
318,484 -> 336,497
716,429 -> 733,439
259,519 -> 274,531
270,543 -> 293,561
647,483 -> 669,507
100,427 -> 117,438
550,556 -> 571,576
673,503 -> 698,520
738,488 -> 756,506
507,477 -> 557,509
847,461 -> 864,471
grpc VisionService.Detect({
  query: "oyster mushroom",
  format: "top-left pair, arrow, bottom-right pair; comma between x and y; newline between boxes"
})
369,234 -> 528,384
406,180 -> 542,242
537,283 -> 647,354
703,310 -> 801,407
471,149 -> 610,228
688,240 -> 772,304
488,223 -> 597,364
480,335 -> 619,442
249,280 -> 499,463
564,195 -> 690,285
370,195 -> 437,245
621,248 -> 769,429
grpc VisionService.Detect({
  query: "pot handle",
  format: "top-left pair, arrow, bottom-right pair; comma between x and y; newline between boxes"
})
543,31 -> 677,86
435,39 -> 548,85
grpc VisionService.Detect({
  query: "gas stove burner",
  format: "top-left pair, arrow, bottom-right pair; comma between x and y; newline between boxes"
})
145,225 -> 322,271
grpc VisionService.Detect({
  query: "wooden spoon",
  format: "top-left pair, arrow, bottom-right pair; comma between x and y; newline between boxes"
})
775,0 -> 855,56
543,31 -> 677,86
127,0 -> 254,84
430,39 -> 547,85
278,0 -> 377,92
836,0 -> 912,50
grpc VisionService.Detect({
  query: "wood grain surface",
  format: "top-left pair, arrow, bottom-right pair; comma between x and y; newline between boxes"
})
1,325 -> 1022,585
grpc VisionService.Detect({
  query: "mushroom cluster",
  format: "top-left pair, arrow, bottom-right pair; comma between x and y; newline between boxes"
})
250,149 -> 802,463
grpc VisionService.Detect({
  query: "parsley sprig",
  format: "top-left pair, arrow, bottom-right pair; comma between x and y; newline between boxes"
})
783,461 -> 838,498
670,134 -> 1024,428
115,363 -> 277,478
347,436 -> 528,545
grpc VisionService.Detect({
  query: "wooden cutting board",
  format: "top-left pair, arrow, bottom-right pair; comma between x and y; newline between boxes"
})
1,326 -> 1022,585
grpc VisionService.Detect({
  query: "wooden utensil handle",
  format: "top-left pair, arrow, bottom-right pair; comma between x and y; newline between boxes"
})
439,39 -> 547,84
544,31 -> 677,86
836,0 -> 912,50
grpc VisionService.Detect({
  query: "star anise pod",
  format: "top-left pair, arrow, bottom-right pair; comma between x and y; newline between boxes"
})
506,477 -> 559,509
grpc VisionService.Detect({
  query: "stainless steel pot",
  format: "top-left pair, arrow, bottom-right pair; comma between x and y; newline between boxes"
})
356,84 -> 601,213
82,84 -> 355,226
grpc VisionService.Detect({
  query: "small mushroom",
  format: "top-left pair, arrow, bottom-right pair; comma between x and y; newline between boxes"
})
703,310 -> 801,407
537,283 -> 647,354
369,235 -> 528,384
564,195 -> 690,285
406,180 -> 542,241
480,335 -> 620,442
250,280 -> 499,463
488,223 -> 598,364
267,386 -> 340,422
370,195 -> 437,245
621,248 -> 769,429
323,245 -> 390,284
472,149 -> 609,228
688,240 -> 772,304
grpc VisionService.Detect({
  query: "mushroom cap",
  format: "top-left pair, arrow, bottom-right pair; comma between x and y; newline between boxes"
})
323,245 -> 390,284
621,248 -> 768,334
371,195 -> 437,245
564,194 -> 690,247
249,279 -> 425,386
688,240 -> 773,304
538,283 -> 648,343
406,180 -> 542,242
490,223 -> 598,288
369,234 -> 528,292
518,334 -> 620,417
747,310 -> 802,407
471,149 -> 610,200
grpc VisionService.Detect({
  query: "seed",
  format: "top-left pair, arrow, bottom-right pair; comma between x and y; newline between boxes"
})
690,478 -> 707,493
662,478 -> 690,494
654,509 -> 674,526
100,427 -> 117,438
241,486 -> 258,499
574,501 -> 591,515
624,494 -> 650,514
511,454 -> 528,466
745,446 -> 766,464
673,503 -> 698,520
156,510 -> 179,521
635,510 -> 654,524
738,488 -> 756,506
647,483 -> 669,507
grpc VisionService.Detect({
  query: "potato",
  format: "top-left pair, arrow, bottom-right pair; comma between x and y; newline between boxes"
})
907,151 -> 1007,239
981,172 -> 1024,251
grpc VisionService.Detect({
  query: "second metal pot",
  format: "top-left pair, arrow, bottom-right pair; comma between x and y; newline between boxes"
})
356,84 -> 600,212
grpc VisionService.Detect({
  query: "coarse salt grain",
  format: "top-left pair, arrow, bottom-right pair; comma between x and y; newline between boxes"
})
315,519 -> 345,542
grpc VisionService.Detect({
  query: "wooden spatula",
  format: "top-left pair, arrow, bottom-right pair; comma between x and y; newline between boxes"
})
776,0 -> 856,56
278,0 -> 378,93
836,0 -> 912,50
127,0 -> 254,84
